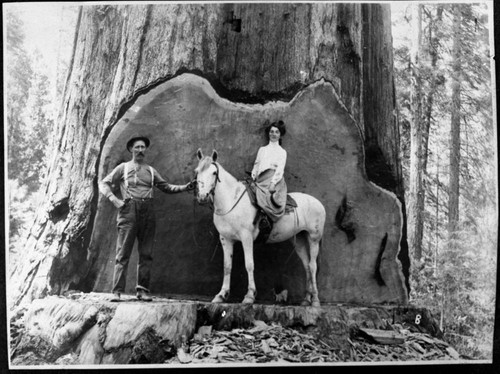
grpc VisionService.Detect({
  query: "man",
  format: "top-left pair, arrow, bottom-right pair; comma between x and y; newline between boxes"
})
99,135 -> 195,302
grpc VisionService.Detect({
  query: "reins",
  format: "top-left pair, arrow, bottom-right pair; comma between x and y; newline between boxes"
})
215,187 -> 247,216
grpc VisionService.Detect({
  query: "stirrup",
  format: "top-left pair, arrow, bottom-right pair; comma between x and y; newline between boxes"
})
255,211 -> 273,243
260,215 -> 271,231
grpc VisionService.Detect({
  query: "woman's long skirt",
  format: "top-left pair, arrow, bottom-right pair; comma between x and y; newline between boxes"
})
255,169 -> 287,222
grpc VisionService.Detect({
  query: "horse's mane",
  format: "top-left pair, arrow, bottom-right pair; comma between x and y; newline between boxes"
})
195,156 -> 214,174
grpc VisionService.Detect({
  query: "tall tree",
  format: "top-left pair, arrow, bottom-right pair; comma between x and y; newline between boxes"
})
448,4 -> 462,237
407,4 -> 425,261
421,6 -> 443,180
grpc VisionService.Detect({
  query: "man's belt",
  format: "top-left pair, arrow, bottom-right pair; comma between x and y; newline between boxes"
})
125,197 -> 153,202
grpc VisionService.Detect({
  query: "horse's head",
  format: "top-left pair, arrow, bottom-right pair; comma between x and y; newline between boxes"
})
194,148 -> 219,204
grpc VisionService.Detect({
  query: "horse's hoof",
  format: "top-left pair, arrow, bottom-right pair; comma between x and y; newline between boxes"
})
301,300 -> 311,306
242,296 -> 255,304
212,295 -> 225,303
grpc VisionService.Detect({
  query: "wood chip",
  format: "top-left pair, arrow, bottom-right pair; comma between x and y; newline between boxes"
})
179,317 -> 460,364
446,347 -> 460,359
410,341 -> 426,354
197,325 -> 212,337
177,348 -> 192,363
261,340 -> 271,354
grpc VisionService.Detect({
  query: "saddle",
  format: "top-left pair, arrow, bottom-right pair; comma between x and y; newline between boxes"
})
243,176 -> 297,244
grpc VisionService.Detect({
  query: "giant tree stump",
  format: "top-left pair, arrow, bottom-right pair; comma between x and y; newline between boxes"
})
11,294 -> 442,365
89,73 -> 407,304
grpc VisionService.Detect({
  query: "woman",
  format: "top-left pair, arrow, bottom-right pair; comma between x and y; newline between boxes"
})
251,120 -> 288,224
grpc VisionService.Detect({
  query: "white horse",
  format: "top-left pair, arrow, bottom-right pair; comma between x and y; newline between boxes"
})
195,149 -> 326,307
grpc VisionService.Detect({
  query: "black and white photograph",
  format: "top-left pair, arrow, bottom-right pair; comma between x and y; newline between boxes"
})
3,0 -> 498,370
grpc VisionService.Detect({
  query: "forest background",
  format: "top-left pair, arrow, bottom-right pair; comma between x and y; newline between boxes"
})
4,2 -> 497,360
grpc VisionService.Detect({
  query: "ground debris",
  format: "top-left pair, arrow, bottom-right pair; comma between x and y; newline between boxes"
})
348,325 -> 461,362
166,320 -> 343,364
166,319 -> 462,364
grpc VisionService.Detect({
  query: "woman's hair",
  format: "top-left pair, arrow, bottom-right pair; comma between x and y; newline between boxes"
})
264,120 -> 286,144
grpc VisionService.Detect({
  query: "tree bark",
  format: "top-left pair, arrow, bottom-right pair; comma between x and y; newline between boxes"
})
10,3 -> 408,307
422,6 -> 442,262
448,4 -> 462,237
407,4 -> 425,261
422,6 -> 442,177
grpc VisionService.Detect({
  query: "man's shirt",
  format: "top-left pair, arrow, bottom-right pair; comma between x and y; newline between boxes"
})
99,161 -> 186,199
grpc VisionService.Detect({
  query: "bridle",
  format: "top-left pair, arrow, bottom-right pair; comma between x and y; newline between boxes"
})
208,162 -> 222,199
195,162 -> 220,206
196,162 -> 246,216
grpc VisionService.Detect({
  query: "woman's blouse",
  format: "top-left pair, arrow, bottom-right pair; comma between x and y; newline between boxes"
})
251,142 -> 287,185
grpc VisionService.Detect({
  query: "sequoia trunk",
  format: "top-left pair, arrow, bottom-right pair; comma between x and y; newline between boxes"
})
10,3 -> 409,307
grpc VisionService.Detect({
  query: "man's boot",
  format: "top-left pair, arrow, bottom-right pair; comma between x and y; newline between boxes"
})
110,292 -> 121,302
136,289 -> 153,302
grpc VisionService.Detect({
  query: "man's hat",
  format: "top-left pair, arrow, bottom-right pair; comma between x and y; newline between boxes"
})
126,135 -> 150,152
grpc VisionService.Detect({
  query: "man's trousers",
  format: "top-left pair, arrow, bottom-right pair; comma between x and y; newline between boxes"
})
112,199 -> 155,293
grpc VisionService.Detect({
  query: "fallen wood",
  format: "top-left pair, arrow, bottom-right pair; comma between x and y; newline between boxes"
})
359,328 -> 406,345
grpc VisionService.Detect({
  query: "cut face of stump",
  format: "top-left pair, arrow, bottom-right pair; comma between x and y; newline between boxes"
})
89,73 -> 407,304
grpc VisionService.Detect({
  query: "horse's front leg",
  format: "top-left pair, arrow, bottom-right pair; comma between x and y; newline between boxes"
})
212,236 -> 234,303
241,235 -> 257,304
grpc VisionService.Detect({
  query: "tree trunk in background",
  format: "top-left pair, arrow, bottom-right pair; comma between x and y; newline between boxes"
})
361,4 -> 410,293
448,4 -> 462,237
419,6 -> 443,260
434,151 -> 440,272
422,6 -> 443,175
407,4 -> 425,261
10,3 -> 408,307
